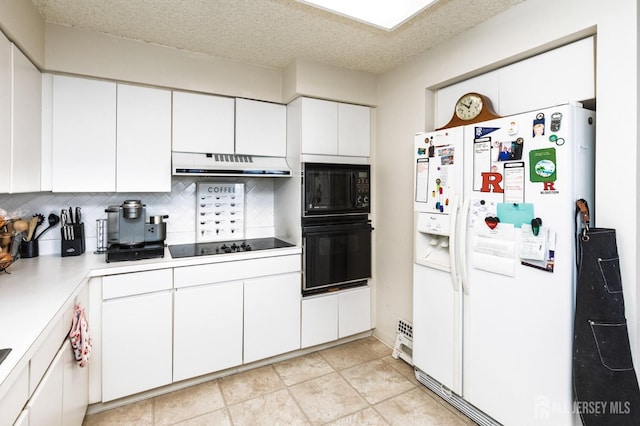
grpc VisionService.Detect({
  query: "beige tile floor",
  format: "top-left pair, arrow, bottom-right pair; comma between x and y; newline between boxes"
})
83,337 -> 476,425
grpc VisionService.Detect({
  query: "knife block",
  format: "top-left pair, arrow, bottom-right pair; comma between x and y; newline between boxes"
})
61,223 -> 86,257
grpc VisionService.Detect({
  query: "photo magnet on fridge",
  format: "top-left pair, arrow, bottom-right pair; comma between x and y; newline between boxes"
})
533,113 -> 545,137
529,148 -> 557,182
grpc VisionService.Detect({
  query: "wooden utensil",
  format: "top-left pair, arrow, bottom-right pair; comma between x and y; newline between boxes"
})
26,216 -> 39,241
13,219 -> 29,233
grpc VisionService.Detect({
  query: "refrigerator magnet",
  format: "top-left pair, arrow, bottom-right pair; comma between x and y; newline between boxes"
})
550,112 -> 563,131
529,148 -> 557,182
533,113 -> 545,137
496,202 -> 534,228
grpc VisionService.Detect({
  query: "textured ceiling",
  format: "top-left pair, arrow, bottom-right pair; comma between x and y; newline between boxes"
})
31,0 -> 525,74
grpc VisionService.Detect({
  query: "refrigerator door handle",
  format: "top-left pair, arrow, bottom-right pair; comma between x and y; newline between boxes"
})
448,194 -> 462,292
457,197 -> 471,295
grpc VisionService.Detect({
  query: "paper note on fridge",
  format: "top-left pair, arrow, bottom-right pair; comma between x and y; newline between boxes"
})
520,223 -> 547,260
471,223 -> 516,277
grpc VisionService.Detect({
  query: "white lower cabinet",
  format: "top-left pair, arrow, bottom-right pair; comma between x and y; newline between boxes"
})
101,270 -> 173,401
244,273 -> 301,363
338,286 -> 372,338
173,281 -> 243,381
301,293 -> 339,348
301,286 -> 371,348
27,345 -> 64,425
0,365 -> 29,426
97,256 -> 302,401
62,339 -> 89,426
27,339 -> 88,425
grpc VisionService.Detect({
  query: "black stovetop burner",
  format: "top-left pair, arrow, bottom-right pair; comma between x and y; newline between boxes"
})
168,237 -> 295,259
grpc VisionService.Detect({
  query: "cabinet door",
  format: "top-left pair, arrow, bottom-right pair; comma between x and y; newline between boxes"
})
52,75 -> 116,192
338,286 -> 371,338
27,345 -> 64,426
174,281 -> 243,381
10,44 -> 42,193
235,98 -> 286,157
300,97 -> 338,155
0,32 -> 11,194
301,293 -> 338,348
172,91 -> 235,154
244,273 -> 301,363
0,365 -> 29,426
102,291 -> 172,401
62,339 -> 89,426
338,103 -> 370,157
116,84 -> 171,192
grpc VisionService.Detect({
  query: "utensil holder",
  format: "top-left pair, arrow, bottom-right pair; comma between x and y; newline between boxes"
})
61,223 -> 86,257
95,219 -> 108,254
19,239 -> 39,258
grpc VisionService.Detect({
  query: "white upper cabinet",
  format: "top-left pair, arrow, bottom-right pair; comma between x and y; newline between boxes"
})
0,33 -> 11,193
51,75 -> 116,192
172,91 -> 235,154
0,36 -> 42,194
300,97 -> 338,156
338,103 -> 370,157
293,97 -> 370,158
116,84 -> 172,192
235,98 -> 286,157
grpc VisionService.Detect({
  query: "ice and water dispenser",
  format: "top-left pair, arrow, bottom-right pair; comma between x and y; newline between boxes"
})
415,211 -> 453,271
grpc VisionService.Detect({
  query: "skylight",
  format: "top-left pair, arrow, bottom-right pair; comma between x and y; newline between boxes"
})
297,0 -> 439,31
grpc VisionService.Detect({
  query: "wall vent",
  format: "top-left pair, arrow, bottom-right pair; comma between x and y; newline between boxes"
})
392,318 -> 413,365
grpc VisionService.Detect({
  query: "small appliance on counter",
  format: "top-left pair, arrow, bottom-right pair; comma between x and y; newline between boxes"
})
104,200 -> 168,262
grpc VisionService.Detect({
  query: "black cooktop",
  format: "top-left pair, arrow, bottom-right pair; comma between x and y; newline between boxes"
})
169,237 -> 295,259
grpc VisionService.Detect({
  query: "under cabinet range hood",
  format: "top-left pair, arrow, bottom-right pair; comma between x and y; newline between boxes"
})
172,152 -> 292,177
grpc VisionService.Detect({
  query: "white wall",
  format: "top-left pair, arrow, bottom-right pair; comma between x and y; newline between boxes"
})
0,0 -> 45,67
43,23 -> 284,103
374,0 -> 640,362
43,24 -> 380,107
282,58 -> 378,106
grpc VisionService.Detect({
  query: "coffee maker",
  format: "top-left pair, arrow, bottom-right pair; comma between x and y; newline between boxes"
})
104,200 -> 168,262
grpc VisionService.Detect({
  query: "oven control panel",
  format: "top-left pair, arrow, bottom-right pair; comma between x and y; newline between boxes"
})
356,171 -> 370,208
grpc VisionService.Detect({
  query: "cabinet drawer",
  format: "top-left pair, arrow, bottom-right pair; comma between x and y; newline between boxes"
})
103,268 -> 172,299
174,254 -> 300,288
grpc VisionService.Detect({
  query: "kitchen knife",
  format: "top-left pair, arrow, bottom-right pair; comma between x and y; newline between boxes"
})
75,207 -> 82,224
61,209 -> 68,240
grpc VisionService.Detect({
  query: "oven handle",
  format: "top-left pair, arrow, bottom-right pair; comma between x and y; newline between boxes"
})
302,222 -> 373,235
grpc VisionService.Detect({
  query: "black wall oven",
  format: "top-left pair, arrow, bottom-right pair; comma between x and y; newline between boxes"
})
301,162 -> 372,295
302,215 -> 372,294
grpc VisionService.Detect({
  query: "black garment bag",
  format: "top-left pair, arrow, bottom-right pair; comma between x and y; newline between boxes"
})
573,199 -> 640,425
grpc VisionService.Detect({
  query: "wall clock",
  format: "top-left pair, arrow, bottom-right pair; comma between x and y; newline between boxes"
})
437,92 -> 501,130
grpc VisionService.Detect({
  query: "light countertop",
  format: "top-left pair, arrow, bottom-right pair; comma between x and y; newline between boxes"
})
0,245 -> 301,399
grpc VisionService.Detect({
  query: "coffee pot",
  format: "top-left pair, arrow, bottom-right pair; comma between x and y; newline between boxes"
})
105,200 -> 167,248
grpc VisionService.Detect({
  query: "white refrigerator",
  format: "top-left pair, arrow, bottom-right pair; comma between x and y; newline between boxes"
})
413,104 -> 595,425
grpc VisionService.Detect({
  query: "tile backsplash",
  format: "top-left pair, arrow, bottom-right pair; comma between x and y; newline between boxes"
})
0,177 -> 277,256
